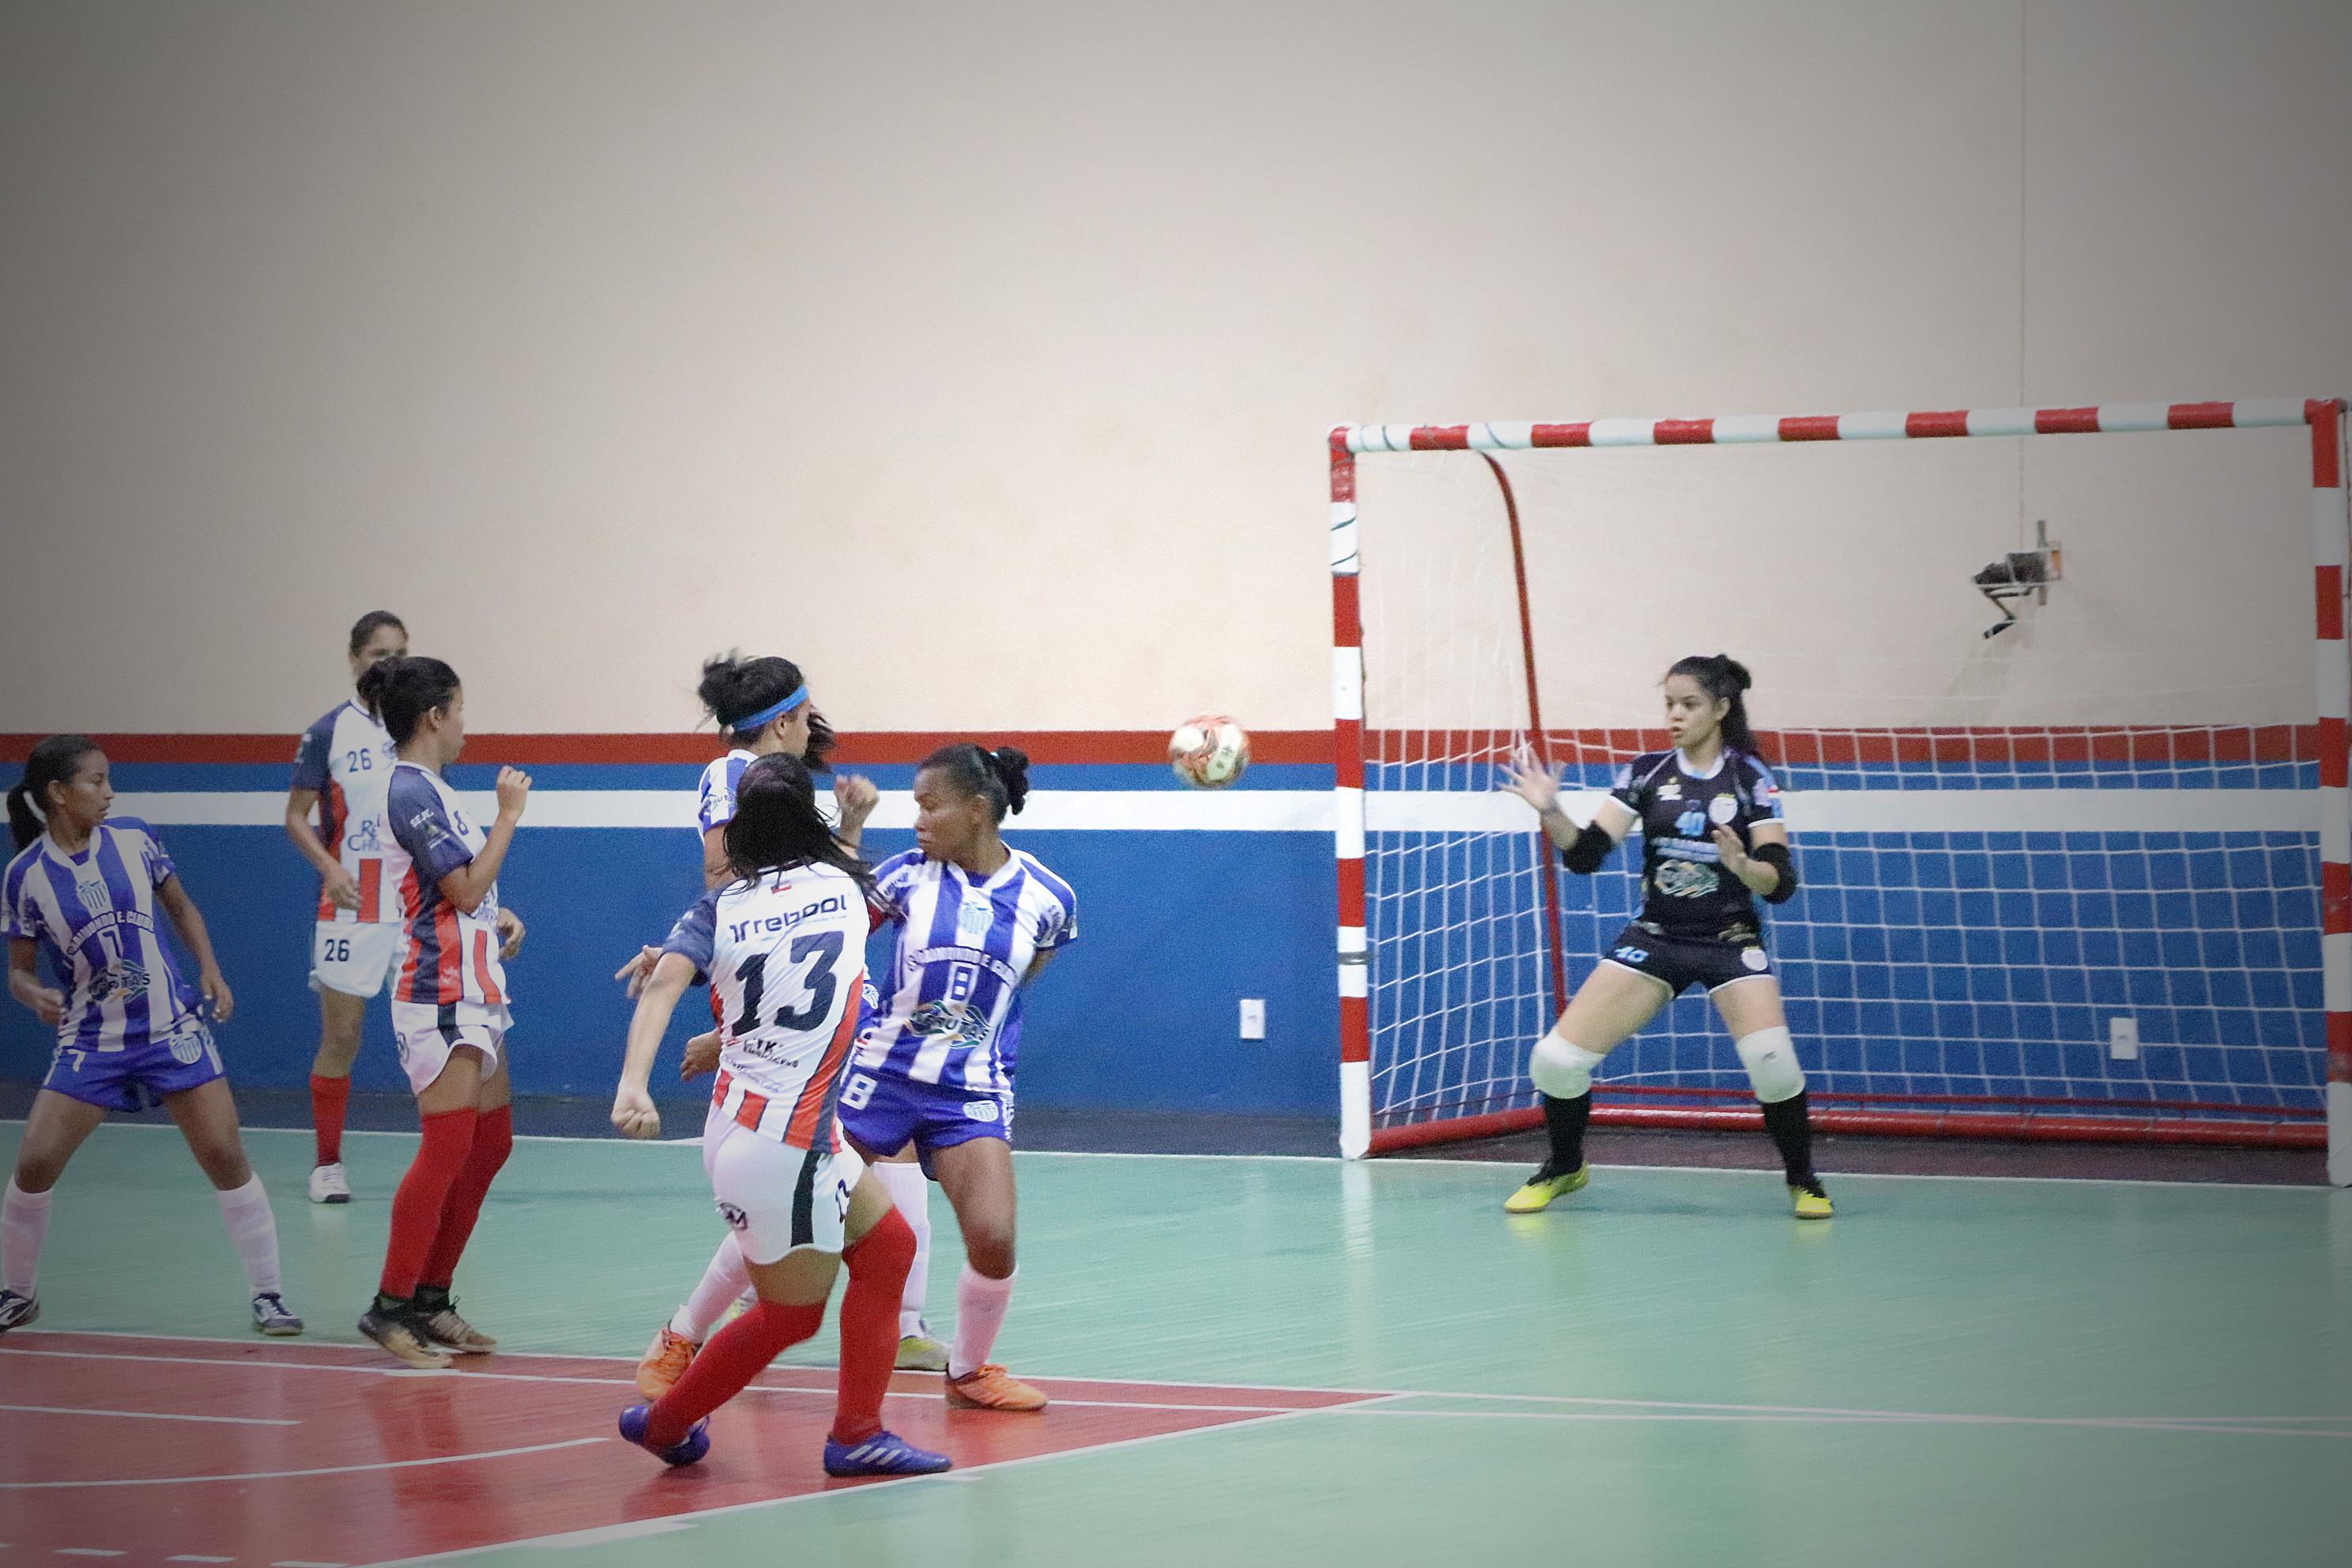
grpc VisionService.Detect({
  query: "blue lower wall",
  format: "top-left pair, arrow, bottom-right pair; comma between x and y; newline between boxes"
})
1,819 -> 1342,1118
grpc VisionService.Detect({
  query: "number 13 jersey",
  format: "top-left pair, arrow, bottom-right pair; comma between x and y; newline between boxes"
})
662,861 -> 873,1152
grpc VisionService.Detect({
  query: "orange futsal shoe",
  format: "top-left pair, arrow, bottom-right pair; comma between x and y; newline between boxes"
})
945,1363 -> 1048,1412
636,1325 -> 699,1400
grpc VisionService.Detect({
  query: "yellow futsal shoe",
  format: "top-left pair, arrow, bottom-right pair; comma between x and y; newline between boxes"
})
636,1325 -> 699,1400
896,1331 -> 950,1372
1502,1163 -> 1589,1214
1790,1179 -> 1834,1219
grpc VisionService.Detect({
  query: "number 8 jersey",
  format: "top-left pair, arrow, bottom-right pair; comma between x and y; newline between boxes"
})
660,861 -> 876,1152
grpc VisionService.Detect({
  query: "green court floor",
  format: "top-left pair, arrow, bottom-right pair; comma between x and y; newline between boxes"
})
4,1119 -> 2347,1567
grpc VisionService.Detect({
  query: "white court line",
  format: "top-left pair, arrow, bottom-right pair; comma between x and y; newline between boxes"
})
1329,1407 -> 2352,1440
12,1337 -> 2339,1440
0,1437 -> 604,1490
0,1402 -> 297,1427
5,1120 -> 2328,1190
368,1404 -> 1356,1568
0,1343 -> 1334,1415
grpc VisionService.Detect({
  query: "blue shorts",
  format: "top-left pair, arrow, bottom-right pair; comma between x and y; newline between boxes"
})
836,1069 -> 1012,1178
43,1024 -> 226,1113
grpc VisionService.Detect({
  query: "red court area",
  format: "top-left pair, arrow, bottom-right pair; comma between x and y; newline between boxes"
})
1,1331 -> 1374,1565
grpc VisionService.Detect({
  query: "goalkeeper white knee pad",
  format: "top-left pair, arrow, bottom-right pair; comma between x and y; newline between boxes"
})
1529,1035 -> 1607,1099
1735,1027 -> 1807,1104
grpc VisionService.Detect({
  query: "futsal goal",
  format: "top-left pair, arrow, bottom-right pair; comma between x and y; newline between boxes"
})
1327,397 -> 2349,1187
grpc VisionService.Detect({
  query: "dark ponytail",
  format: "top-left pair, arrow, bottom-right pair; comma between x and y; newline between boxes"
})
348,610 -> 406,656
918,742 -> 1030,824
8,735 -> 101,850
1667,653 -> 1766,764
358,656 -> 462,745
722,752 -> 874,893
697,652 -> 835,771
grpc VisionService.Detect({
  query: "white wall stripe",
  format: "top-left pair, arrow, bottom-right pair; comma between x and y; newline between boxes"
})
110,787 -> 2318,835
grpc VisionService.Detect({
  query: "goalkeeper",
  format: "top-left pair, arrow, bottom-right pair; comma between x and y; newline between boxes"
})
1498,653 -> 1833,1219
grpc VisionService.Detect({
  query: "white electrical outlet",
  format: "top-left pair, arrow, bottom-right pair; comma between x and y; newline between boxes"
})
2109,1016 -> 2139,1061
1239,999 -> 1266,1041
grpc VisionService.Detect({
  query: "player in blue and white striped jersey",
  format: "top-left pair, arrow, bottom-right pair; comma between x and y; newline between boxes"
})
836,743 -> 1075,1412
1,737 -> 301,1337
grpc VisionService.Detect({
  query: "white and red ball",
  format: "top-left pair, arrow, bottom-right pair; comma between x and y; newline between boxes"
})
1169,714 -> 1250,789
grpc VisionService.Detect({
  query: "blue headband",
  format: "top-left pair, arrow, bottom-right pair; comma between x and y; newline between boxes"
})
728,685 -> 810,735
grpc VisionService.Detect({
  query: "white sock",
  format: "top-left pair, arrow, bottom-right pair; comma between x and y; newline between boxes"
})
214,1175 -> 282,1295
869,1161 -> 933,1336
948,1265 -> 1015,1380
672,1237 -> 752,1340
4,1179 -> 52,1297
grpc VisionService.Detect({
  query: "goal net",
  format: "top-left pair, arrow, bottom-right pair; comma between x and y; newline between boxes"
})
1327,399 -> 2350,1186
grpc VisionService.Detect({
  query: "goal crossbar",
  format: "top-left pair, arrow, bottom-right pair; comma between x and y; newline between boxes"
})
1326,396 -> 2350,1186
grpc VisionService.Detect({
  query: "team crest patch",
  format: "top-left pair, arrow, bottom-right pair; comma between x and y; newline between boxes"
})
963,1099 -> 1001,1124
1708,794 -> 1739,825
1740,948 -> 1770,972
169,1026 -> 208,1065
716,1200 -> 749,1231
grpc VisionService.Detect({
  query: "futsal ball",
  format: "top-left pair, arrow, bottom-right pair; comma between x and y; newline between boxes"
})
1170,715 -> 1250,789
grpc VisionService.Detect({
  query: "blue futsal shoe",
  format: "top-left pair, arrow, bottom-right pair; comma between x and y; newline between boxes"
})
618,1402 -> 710,1467
824,1429 -> 954,1477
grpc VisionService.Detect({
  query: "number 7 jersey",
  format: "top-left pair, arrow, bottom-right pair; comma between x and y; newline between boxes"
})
661,861 -> 875,1152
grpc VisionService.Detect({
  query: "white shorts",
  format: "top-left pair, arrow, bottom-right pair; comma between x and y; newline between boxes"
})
389,999 -> 509,1095
703,1110 -> 865,1265
309,922 -> 400,998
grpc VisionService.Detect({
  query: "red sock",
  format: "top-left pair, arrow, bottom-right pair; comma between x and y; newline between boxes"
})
418,1106 -> 511,1291
311,1073 -> 351,1166
831,1206 -> 915,1444
378,1108 -> 477,1300
646,1297 -> 824,1449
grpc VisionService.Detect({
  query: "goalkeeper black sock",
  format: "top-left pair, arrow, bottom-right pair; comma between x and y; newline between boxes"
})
1760,1091 -> 1816,1185
1540,1091 -> 1591,1174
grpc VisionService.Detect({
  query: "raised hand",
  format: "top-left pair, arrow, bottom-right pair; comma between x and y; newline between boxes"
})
494,766 -> 533,823
1498,744 -> 1564,816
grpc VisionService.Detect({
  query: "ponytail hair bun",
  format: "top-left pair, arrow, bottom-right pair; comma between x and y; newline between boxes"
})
918,741 -> 1029,824
986,746 -> 1031,816
361,656 -> 462,744
1714,654 -> 1753,693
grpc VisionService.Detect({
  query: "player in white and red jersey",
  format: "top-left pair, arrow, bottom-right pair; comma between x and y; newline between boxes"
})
349,656 -> 533,1370
2,736 -> 301,1338
611,752 -> 948,1477
624,654 -> 954,1401
285,609 -> 406,1204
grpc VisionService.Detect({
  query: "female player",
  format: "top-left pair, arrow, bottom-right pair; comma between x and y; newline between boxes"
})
356,656 -> 532,1368
627,655 -> 958,1400
285,609 -> 407,1204
610,752 -> 949,1477
1498,654 -> 1833,1219
833,742 -> 1076,1412
2,736 -> 302,1336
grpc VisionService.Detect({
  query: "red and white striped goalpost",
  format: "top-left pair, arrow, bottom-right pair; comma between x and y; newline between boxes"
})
1327,397 -> 2352,1184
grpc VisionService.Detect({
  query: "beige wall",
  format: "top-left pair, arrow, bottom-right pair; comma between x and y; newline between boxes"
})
2,0 -> 2345,736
